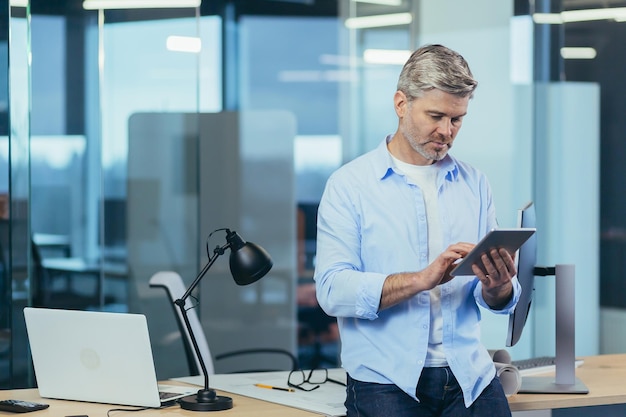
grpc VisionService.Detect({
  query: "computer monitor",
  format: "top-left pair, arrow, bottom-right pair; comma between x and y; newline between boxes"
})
504,201 -> 589,394
506,201 -> 536,347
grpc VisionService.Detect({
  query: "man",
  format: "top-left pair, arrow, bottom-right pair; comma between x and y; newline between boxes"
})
314,44 -> 520,417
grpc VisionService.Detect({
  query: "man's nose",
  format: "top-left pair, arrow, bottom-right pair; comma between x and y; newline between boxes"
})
436,118 -> 453,138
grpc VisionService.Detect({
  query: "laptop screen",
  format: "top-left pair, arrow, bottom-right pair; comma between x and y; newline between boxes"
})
23,307 -> 195,408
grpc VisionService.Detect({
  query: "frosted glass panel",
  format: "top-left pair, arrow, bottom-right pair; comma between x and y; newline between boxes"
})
199,111 -> 297,374
127,113 -> 201,378
532,82 -> 600,358
127,111 -> 297,377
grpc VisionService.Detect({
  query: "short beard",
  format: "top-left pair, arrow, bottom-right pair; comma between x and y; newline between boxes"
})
407,135 -> 451,162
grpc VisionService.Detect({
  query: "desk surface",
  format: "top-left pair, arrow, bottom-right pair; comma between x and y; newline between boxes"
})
2,354 -> 625,415
41,257 -> 128,277
508,353 -> 626,411
0,386 -> 321,416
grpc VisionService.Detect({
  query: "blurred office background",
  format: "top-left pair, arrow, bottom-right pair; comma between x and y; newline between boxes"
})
0,0 -> 624,389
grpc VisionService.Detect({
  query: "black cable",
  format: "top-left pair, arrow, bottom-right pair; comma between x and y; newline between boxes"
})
106,406 -> 150,416
106,401 -> 178,416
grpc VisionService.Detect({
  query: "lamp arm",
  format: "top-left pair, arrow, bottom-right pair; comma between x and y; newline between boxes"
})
179,242 -> 230,302
176,299 -> 212,391
175,297 -> 234,410
174,242 -> 230,391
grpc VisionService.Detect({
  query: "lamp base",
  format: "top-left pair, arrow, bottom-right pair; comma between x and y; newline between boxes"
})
178,389 -> 233,412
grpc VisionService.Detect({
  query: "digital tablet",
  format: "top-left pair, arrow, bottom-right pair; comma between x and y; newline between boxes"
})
449,228 -> 536,276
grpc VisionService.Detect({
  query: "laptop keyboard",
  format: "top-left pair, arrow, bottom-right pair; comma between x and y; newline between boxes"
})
159,391 -> 182,401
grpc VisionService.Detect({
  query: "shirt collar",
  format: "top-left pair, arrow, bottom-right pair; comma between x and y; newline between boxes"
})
374,135 -> 459,182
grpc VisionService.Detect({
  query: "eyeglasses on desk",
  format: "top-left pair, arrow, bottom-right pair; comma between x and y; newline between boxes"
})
288,368 -> 347,392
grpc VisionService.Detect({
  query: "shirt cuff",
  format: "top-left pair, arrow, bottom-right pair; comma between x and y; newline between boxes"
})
475,277 -> 521,313
355,272 -> 388,320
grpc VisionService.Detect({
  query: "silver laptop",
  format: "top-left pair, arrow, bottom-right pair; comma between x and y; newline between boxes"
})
23,307 -> 197,408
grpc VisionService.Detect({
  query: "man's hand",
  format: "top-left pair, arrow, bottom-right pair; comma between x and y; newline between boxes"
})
379,242 -> 474,310
425,242 -> 476,288
472,248 -> 517,309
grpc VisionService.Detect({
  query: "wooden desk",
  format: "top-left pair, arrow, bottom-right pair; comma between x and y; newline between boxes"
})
2,355 -> 625,416
0,387 -> 322,416
508,353 -> 626,411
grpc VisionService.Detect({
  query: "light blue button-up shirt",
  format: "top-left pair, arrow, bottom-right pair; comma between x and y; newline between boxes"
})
314,137 -> 520,407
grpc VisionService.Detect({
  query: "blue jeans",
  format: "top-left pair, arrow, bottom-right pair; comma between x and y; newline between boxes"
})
345,367 -> 511,417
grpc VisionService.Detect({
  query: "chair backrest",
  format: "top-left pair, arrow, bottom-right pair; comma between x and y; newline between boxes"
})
149,271 -> 215,376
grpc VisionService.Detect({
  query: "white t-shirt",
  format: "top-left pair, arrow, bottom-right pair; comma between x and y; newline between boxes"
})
392,155 -> 447,367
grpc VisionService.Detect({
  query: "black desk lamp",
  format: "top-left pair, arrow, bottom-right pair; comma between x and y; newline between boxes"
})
175,228 -> 273,411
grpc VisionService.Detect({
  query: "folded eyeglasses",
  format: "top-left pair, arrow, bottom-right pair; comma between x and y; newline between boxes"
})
287,368 -> 347,392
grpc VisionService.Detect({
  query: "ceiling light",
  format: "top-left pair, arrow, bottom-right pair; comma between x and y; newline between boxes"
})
354,0 -> 402,5
83,0 -> 200,10
533,7 -> 626,24
563,7 -> 626,23
166,36 -> 202,53
533,13 -> 563,24
345,12 -> 412,29
363,49 -> 410,65
560,47 -> 597,59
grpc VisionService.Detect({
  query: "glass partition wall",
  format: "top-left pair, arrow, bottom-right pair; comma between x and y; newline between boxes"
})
6,0 -> 302,384
0,0 -> 8,387
1,0 -> 32,389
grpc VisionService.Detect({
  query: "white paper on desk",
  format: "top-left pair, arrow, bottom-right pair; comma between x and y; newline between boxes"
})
489,349 -> 522,396
494,362 -> 522,396
174,369 -> 348,417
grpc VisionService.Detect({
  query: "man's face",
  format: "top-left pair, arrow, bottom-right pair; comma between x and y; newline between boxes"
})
394,88 -> 470,165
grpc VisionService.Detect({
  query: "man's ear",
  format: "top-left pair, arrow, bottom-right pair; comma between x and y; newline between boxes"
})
394,90 -> 408,117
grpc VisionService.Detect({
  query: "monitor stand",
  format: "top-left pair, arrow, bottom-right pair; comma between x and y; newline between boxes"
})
519,264 -> 589,394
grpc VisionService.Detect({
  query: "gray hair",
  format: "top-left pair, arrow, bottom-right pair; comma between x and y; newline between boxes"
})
396,44 -> 478,100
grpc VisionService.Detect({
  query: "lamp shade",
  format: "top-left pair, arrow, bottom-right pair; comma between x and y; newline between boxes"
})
226,230 -> 273,285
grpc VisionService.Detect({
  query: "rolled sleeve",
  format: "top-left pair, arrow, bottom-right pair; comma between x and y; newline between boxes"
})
355,272 -> 387,319
315,264 -> 388,319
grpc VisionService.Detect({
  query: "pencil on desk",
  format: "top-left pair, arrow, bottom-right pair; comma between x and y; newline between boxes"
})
254,383 -> 295,392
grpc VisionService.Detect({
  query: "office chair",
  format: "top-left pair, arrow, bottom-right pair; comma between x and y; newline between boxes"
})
149,271 -> 299,376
